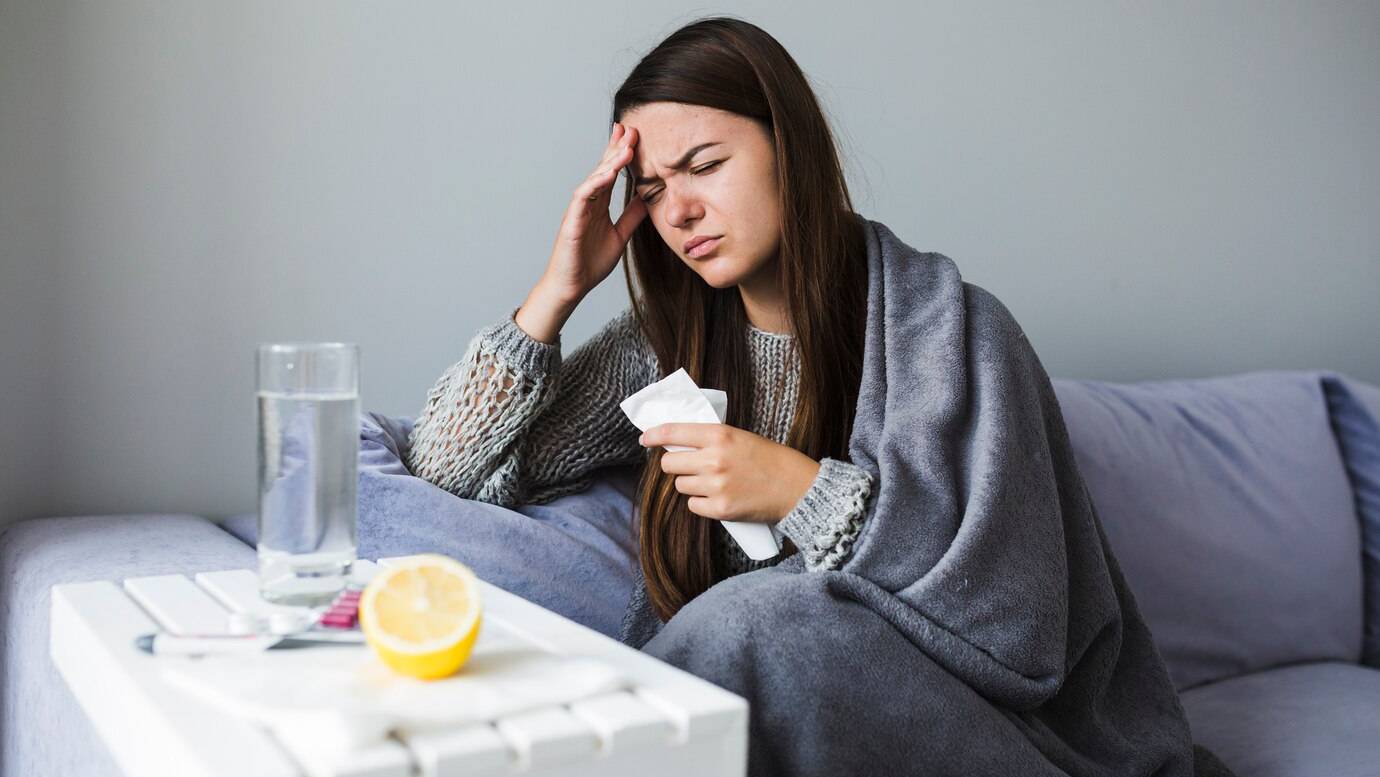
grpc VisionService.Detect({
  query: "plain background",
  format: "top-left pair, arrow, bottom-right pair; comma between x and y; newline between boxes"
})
2,1 -> 1377,529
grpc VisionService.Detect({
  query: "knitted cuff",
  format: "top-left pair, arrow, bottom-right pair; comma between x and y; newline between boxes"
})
776,457 -> 875,571
478,306 -> 563,376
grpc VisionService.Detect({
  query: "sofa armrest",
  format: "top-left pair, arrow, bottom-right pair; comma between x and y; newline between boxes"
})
0,513 -> 257,777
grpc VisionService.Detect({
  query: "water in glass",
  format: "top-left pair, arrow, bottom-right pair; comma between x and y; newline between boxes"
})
257,389 -> 359,605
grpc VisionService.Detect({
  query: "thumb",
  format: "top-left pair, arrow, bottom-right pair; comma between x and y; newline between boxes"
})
612,196 -> 648,244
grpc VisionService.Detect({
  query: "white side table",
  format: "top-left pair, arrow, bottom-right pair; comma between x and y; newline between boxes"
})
50,557 -> 747,777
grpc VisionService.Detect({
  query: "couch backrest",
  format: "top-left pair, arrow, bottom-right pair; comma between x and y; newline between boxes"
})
1321,373 -> 1380,667
1052,370 -> 1364,691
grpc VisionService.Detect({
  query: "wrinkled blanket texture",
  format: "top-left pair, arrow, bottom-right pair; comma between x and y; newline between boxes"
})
626,216 -> 1229,776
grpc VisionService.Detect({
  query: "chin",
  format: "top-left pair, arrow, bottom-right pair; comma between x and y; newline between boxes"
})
695,268 -> 742,289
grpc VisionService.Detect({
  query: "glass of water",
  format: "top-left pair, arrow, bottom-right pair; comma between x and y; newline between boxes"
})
256,342 -> 360,606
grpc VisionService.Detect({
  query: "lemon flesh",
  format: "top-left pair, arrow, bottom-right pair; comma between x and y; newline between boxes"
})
359,554 -> 483,680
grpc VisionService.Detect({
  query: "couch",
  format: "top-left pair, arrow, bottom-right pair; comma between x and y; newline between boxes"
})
4,368 -> 1378,777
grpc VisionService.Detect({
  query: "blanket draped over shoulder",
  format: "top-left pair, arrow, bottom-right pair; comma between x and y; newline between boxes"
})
637,216 -> 1231,777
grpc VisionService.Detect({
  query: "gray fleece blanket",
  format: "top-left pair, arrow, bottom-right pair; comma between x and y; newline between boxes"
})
623,216 -> 1234,777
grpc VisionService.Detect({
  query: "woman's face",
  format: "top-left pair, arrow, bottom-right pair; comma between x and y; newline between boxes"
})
620,102 -> 782,289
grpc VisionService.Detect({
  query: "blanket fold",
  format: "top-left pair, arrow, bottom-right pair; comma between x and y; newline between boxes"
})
639,216 -> 1220,776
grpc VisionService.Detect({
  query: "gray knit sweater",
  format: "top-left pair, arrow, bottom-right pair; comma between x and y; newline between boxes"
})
403,304 -> 876,582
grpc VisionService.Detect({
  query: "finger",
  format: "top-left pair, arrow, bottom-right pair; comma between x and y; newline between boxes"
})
673,475 -> 710,496
605,122 -> 624,151
592,126 -> 623,172
575,171 -> 613,204
659,449 -> 707,475
576,169 -> 625,206
599,125 -> 631,166
640,422 -> 720,448
593,143 -> 634,183
583,180 -> 610,204
686,496 -> 718,519
576,148 -> 632,203
613,195 -> 647,241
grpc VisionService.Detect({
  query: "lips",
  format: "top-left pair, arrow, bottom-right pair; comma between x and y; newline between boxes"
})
685,236 -> 722,259
683,235 -> 721,254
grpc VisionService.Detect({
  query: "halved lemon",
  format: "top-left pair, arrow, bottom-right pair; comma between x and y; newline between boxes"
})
359,554 -> 483,680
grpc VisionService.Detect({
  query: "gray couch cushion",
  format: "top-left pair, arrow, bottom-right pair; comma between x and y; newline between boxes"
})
217,411 -> 641,640
1180,662 -> 1380,777
0,513 -> 257,777
1052,370 -> 1363,690
1322,373 -> 1380,668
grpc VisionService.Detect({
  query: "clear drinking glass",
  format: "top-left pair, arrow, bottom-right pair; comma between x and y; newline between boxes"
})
256,342 -> 360,606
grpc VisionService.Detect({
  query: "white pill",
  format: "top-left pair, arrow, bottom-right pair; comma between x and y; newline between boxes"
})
268,611 -> 312,634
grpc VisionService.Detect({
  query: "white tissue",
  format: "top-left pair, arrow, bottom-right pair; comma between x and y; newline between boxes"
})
619,368 -> 783,561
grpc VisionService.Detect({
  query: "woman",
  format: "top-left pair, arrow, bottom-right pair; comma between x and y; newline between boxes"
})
406,18 -> 874,626
405,16 -> 1232,777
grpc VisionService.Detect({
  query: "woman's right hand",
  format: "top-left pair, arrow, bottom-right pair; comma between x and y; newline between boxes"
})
540,122 -> 649,305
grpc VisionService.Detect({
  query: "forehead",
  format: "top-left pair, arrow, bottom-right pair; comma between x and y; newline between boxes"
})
623,103 -> 745,179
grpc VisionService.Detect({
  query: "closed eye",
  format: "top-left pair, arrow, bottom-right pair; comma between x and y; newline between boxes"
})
640,161 -> 722,204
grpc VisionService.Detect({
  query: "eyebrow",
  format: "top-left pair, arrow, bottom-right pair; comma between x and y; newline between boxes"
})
632,142 -> 722,187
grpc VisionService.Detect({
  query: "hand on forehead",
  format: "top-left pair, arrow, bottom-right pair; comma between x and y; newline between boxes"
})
621,103 -> 737,182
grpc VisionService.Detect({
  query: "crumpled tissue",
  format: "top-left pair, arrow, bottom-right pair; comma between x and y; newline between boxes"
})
619,367 -> 784,561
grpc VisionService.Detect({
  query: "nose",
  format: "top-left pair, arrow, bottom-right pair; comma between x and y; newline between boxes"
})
664,186 -> 703,231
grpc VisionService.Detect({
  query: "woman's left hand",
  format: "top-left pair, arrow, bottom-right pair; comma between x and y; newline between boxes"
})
639,423 -> 821,523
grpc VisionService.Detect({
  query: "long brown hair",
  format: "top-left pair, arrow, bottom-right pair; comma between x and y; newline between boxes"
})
612,17 -> 868,621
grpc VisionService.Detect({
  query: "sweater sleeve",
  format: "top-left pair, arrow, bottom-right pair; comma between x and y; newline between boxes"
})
774,457 -> 876,571
403,305 -> 657,507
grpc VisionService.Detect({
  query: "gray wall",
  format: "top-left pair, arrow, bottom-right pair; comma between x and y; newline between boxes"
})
2,1 -> 1377,528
